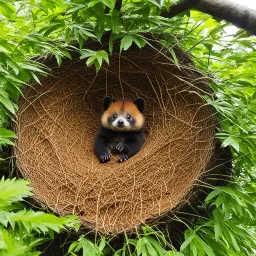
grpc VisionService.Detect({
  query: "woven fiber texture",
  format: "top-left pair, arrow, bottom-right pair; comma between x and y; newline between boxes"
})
15,42 -> 218,235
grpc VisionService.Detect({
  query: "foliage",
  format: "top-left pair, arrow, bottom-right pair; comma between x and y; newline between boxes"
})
0,177 -> 80,255
68,236 -> 107,256
68,226 -> 184,256
0,0 -> 256,255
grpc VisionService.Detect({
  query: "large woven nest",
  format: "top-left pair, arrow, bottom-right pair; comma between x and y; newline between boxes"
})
14,40 -> 231,235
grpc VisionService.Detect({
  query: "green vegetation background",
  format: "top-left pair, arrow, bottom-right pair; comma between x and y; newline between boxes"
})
0,0 -> 255,255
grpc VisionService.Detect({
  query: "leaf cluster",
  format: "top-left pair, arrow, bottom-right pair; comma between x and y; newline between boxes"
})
0,177 -> 80,255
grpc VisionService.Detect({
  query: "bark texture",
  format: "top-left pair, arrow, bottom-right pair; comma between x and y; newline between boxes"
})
162,0 -> 256,35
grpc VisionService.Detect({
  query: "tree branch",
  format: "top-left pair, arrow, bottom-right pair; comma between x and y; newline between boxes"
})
197,0 -> 256,35
161,0 -> 199,18
162,0 -> 256,36
115,0 -> 122,11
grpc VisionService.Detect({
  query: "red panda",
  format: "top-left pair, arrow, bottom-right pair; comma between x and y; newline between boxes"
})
94,96 -> 145,163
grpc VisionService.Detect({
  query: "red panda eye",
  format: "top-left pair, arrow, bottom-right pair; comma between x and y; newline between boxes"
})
113,114 -> 117,119
126,114 -> 131,120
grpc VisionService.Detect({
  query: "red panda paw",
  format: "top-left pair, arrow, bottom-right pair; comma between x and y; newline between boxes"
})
100,152 -> 111,163
118,154 -> 128,162
116,143 -> 125,152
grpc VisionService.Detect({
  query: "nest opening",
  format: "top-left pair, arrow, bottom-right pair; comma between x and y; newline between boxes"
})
15,42 -> 226,235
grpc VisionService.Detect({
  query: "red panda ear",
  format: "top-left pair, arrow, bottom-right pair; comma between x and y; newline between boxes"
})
103,96 -> 113,110
134,98 -> 145,113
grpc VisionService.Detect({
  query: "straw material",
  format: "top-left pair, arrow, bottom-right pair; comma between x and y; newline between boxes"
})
14,41 -> 221,235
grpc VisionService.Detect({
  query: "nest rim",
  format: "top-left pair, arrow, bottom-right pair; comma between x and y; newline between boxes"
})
13,37 -> 233,236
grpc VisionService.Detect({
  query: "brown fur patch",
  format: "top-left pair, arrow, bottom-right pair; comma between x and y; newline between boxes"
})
101,100 -> 144,131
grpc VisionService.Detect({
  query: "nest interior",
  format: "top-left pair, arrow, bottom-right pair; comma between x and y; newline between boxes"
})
15,41 -> 222,235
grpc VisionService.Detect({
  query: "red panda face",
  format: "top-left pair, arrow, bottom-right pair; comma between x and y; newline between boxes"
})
101,97 -> 145,132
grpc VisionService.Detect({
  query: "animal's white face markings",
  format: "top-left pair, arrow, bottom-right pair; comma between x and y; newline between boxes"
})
112,116 -> 131,131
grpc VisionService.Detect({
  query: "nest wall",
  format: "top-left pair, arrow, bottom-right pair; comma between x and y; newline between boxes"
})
14,41 -> 228,235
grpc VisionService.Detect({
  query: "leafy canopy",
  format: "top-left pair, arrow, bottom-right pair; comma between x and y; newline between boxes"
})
0,0 -> 256,255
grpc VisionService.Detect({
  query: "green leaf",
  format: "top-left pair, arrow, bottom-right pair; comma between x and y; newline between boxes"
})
0,229 -> 7,250
94,59 -> 101,72
0,2 -> 15,19
109,33 -> 115,53
4,74 -> 26,84
215,186 -> 253,204
0,209 -> 80,234
31,73 -> 41,85
0,92 -> 15,114
68,241 -> 79,253
111,10 -> 121,33
114,248 -> 123,256
0,128 -> 17,138
213,209 -> 223,240
228,229 -> 240,252
148,0 -> 161,7
86,55 -> 98,67
0,137 -> 14,146
94,16 -> 105,40
60,48 -> 72,59
80,49 -> 96,59
102,0 -> 115,10
169,48 -> 180,68
55,54 -> 62,66
43,23 -> 64,37
205,190 -> 221,203
136,238 -> 143,256
120,35 -> 133,51
21,62 -> 48,74
6,82 -> 21,101
0,178 -> 31,208
98,237 -> 106,252
80,28 -> 97,39
132,35 -> 147,49
65,27 -> 72,44
98,50 -> 109,64
96,55 -> 103,67
146,237 -> 165,255
180,230 -> 195,251
0,107 -> 9,124
222,136 -> 239,152
68,235 -> 102,255
165,252 -> 184,256
66,4 -> 85,14
6,60 -> 20,75
194,235 -> 215,256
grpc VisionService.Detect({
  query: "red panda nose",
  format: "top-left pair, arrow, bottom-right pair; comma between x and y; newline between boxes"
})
118,120 -> 124,126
